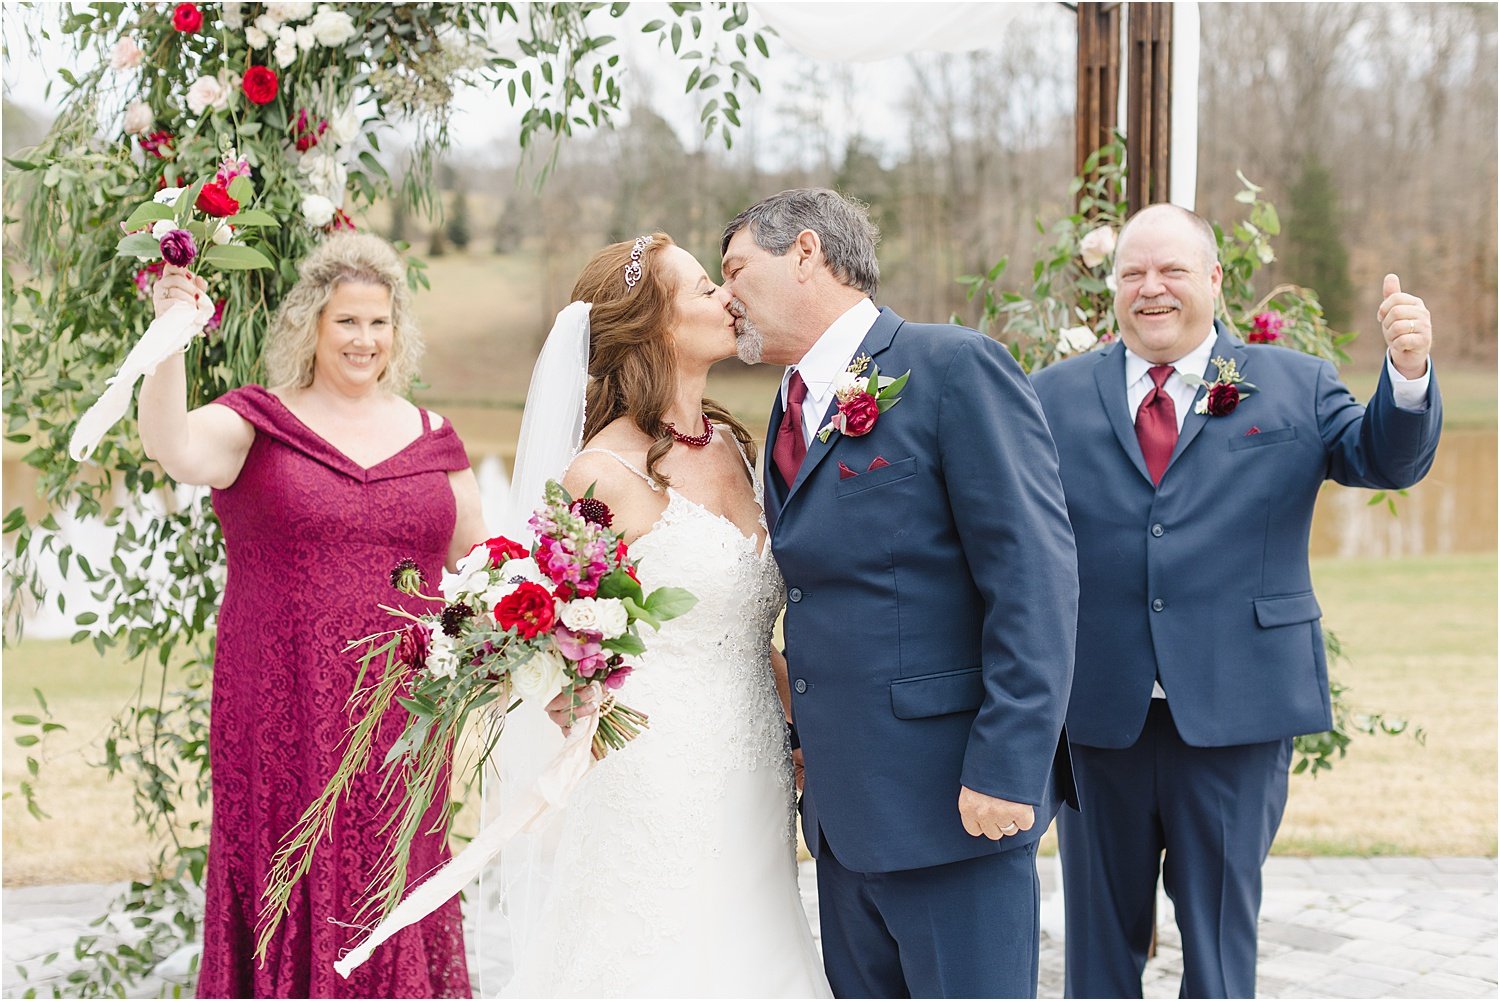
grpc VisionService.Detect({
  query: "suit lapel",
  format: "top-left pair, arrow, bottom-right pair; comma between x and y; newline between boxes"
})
1093,341 -> 1153,486
783,307 -> 904,509
1167,323 -> 1239,473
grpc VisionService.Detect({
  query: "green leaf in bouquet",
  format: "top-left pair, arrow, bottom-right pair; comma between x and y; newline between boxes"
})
622,595 -> 659,630
602,632 -> 647,656
115,232 -> 162,260
226,175 -> 255,203
201,244 -> 274,270
225,209 -> 277,228
174,182 -> 205,227
596,567 -> 644,604
121,201 -> 176,231
642,586 -> 697,623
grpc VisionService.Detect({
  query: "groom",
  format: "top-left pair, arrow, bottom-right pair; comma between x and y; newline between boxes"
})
722,188 -> 1079,998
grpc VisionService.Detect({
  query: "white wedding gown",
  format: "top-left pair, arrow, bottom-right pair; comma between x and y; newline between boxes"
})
502,447 -> 832,999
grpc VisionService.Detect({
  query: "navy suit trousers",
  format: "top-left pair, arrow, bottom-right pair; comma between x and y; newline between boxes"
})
816,830 -> 1041,999
1058,701 -> 1291,998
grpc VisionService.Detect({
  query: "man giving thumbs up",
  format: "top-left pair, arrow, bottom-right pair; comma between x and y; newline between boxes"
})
1031,204 -> 1443,998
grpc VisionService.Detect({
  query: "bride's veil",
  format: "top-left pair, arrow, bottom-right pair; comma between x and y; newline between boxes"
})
473,300 -> 590,994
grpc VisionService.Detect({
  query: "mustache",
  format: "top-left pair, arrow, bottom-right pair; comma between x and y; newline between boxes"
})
727,297 -> 747,319
1132,297 -> 1182,314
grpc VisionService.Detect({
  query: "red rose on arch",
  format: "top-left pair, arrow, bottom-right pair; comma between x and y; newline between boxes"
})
838,393 -> 881,436
494,582 -> 556,639
172,2 -> 203,32
1205,383 -> 1241,417
194,181 -> 240,218
242,65 -> 279,106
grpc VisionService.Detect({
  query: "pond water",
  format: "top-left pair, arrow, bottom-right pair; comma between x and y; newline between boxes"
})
3,430 -> 1492,638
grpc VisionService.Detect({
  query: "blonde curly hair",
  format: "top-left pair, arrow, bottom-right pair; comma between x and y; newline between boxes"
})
262,232 -> 423,392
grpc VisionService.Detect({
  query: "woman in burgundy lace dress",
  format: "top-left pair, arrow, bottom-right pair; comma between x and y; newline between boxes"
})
139,233 -> 482,998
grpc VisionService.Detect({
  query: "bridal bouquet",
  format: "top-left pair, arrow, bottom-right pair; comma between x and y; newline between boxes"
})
256,480 -> 696,957
114,148 -> 277,275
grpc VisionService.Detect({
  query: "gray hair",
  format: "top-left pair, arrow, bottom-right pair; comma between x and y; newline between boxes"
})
721,188 -> 881,297
263,232 -> 423,392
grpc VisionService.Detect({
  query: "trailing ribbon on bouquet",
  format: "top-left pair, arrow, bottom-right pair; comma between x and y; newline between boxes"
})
332,709 -> 603,979
68,296 -> 215,462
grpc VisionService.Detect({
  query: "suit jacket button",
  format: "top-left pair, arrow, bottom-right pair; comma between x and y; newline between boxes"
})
789,587 -> 803,602
1151,523 -> 1165,537
794,679 -> 808,694
1152,598 -> 1165,612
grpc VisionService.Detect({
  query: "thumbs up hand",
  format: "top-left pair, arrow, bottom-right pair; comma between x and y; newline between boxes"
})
1377,273 -> 1431,379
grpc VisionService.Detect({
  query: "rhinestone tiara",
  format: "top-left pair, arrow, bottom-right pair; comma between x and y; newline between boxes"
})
623,235 -> 650,288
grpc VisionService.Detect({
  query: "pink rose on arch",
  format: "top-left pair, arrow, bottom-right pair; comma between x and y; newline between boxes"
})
838,393 -> 881,437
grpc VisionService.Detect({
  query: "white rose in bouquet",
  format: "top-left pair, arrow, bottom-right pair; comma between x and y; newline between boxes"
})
124,100 -> 153,135
439,544 -> 491,602
560,597 -> 629,640
512,647 -> 570,705
482,556 -> 548,608
311,8 -> 358,47
300,193 -> 336,228
426,630 -> 459,680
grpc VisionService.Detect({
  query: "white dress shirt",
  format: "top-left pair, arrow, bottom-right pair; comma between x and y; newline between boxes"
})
780,298 -> 881,446
1126,327 -> 1433,700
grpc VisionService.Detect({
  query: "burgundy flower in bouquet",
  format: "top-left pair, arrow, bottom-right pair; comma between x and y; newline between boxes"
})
158,228 -> 197,267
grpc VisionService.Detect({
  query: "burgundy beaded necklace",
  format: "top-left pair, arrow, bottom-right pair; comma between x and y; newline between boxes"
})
666,414 -> 714,447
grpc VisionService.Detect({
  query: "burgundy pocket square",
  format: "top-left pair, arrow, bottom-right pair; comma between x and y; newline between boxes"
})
1245,426 -> 1261,436
838,461 -> 858,479
867,456 -> 890,471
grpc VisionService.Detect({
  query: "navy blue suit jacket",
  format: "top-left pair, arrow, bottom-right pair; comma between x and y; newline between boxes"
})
1031,324 -> 1442,749
767,307 -> 1079,874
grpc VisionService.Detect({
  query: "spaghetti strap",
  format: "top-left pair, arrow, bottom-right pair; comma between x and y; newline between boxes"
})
573,447 -> 663,492
418,408 -> 432,433
722,426 -> 757,480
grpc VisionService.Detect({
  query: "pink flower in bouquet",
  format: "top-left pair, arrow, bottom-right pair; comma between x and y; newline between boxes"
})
553,625 -> 607,677
1249,311 -> 1285,344
536,535 -> 580,586
837,393 -> 881,437
604,665 -> 634,690
158,228 -> 197,267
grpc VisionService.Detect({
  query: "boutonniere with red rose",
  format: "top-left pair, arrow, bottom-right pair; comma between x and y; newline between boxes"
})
1184,355 -> 1258,416
817,353 -> 911,442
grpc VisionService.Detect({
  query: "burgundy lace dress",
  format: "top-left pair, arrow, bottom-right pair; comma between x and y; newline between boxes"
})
198,385 -> 472,998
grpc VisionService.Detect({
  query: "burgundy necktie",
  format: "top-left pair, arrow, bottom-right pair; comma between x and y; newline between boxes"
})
1135,364 -> 1178,486
773,370 -> 809,488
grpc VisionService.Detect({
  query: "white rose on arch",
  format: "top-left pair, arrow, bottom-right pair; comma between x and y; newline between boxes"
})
186,75 -> 228,116
1057,325 -> 1099,357
1079,225 -> 1117,269
123,100 -> 153,135
109,37 -> 144,70
512,647 -> 570,705
328,101 -> 362,145
310,8 -> 358,47
298,149 -> 348,202
245,25 -> 269,49
300,193 -> 336,228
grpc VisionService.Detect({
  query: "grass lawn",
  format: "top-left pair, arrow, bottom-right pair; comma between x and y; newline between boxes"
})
2,552 -> 1492,886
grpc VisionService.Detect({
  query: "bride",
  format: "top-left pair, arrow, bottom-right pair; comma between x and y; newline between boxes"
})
499,233 -> 831,997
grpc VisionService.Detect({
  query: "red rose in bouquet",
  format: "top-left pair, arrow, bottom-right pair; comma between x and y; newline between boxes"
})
172,2 -> 202,32
242,65 -> 279,106
195,182 -> 240,218
495,581 -> 556,639
482,535 -> 528,566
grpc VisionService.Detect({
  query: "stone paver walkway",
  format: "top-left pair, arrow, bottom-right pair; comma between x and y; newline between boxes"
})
4,857 -> 1495,998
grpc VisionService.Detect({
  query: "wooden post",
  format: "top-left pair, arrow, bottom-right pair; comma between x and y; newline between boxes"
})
1125,2 -> 1172,212
1075,2 -> 1122,191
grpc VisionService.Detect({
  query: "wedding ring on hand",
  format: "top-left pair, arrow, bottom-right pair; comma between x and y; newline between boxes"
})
1000,822 -> 1019,835
1408,320 -> 1416,335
